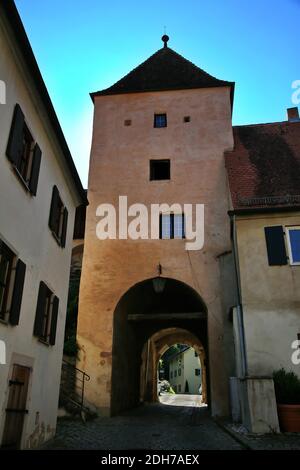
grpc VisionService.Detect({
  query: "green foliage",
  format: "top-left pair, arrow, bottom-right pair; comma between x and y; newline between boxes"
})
63,334 -> 79,357
273,368 -> 300,405
159,380 -> 175,394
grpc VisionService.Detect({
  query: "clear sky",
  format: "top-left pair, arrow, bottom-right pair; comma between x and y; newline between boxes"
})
15,0 -> 300,186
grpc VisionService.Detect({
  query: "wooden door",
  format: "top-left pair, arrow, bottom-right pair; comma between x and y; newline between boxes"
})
1,364 -> 30,449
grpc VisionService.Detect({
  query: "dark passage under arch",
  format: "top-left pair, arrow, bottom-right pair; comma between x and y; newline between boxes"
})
111,277 -> 209,415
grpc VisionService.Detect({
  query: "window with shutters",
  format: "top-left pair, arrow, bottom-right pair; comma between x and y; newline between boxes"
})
264,226 -> 288,266
6,104 -> 42,196
49,186 -> 68,248
286,226 -> 300,266
0,240 -> 26,325
34,281 -> 59,346
159,213 -> 185,239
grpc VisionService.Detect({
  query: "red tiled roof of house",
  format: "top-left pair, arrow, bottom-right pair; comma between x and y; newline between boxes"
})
225,120 -> 300,211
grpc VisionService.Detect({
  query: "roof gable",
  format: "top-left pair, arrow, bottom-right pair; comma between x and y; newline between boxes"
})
91,45 -> 234,101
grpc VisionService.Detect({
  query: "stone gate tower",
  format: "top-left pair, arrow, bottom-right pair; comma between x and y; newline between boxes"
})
77,36 -> 237,417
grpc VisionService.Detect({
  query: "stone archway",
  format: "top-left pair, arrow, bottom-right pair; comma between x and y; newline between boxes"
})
139,327 -> 208,405
111,277 -> 208,415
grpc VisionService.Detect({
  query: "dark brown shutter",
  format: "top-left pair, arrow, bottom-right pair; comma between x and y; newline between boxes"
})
6,104 -> 25,166
9,259 -> 26,326
60,207 -> 68,248
49,296 -> 59,346
33,281 -> 48,337
49,186 -> 60,232
170,213 -> 174,239
29,143 -> 42,196
264,226 -> 288,265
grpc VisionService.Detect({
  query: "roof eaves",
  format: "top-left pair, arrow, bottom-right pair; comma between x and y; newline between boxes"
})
2,0 -> 88,206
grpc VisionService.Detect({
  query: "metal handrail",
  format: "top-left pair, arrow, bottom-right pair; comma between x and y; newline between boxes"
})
60,359 -> 90,415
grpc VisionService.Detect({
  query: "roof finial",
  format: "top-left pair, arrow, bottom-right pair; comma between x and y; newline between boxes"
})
162,28 -> 169,48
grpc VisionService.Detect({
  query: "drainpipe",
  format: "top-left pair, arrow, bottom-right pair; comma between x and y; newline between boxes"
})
231,214 -> 248,377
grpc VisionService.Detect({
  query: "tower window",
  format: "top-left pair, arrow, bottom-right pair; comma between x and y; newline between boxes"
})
159,214 -> 185,239
154,113 -> 167,128
150,159 -> 170,181
183,116 -> 191,123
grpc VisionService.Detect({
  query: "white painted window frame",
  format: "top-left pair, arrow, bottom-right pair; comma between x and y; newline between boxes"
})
285,226 -> 300,266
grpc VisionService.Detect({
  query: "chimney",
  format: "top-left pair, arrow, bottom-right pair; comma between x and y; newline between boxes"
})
287,107 -> 300,122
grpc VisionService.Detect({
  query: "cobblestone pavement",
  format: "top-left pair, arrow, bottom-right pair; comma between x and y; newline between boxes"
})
221,422 -> 300,450
42,396 -> 244,450
42,395 -> 300,450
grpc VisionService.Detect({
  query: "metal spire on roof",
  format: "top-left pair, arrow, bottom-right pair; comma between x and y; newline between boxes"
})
162,30 -> 169,48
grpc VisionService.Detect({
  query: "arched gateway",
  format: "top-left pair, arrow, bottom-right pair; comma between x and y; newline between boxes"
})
76,36 -> 237,419
111,278 -> 209,415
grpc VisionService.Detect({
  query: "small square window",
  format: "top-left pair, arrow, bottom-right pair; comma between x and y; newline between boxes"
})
286,226 -> 300,265
195,368 -> 201,376
150,159 -> 170,181
154,113 -> 167,128
124,119 -> 132,126
183,116 -> 190,123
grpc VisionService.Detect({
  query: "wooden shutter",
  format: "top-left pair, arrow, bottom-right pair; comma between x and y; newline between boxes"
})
60,207 -> 68,248
9,259 -> 26,326
264,226 -> 288,265
170,213 -> 174,239
6,104 -> 25,166
159,213 -> 162,239
33,281 -> 48,337
49,296 -> 59,346
29,144 -> 42,196
49,186 -> 60,232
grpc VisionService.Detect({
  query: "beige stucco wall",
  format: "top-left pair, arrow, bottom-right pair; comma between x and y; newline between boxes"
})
236,213 -> 300,378
0,15 -> 79,448
77,83 -> 236,416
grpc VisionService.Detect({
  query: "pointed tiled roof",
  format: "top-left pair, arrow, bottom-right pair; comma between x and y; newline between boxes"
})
91,44 -> 234,103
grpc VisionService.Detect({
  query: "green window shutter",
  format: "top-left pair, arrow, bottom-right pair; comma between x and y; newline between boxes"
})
6,104 -> 25,166
49,296 -> 59,346
264,226 -> 288,266
33,281 -> 48,337
49,186 -> 60,232
60,208 -> 68,248
29,143 -> 42,196
9,259 -> 26,326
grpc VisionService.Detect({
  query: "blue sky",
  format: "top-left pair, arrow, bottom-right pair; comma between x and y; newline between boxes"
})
15,0 -> 300,186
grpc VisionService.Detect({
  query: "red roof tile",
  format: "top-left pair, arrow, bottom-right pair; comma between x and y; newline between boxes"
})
225,120 -> 300,211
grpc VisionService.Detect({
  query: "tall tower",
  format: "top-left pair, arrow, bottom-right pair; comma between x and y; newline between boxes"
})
77,37 -> 236,416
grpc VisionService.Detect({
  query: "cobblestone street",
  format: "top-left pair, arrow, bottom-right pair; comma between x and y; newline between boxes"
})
42,396 -> 244,450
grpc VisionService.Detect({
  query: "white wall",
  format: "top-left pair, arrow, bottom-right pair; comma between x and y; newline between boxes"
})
0,15 -> 78,448
169,347 -> 201,394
